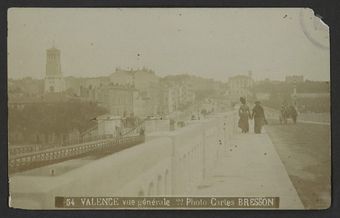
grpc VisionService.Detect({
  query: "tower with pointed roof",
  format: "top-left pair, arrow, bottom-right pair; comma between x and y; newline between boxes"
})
44,47 -> 65,93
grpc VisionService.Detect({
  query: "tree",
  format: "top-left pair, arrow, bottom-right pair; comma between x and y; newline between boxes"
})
8,100 -> 108,145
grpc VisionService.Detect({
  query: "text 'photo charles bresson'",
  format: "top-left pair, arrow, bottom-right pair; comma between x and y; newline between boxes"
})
8,8 -> 330,210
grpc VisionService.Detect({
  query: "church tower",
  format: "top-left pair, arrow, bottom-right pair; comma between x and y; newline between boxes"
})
44,47 -> 65,93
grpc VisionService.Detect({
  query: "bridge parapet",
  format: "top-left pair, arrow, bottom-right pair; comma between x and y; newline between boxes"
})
9,144 -> 58,156
9,135 -> 144,174
10,111 -> 238,209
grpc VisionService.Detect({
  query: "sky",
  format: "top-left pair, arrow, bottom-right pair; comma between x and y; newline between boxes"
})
8,8 -> 330,82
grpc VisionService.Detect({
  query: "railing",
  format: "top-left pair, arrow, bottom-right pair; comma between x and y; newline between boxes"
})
9,135 -> 145,174
9,144 -> 57,156
8,118 -> 148,173
9,111 -> 239,209
65,134 -> 114,147
9,119 -> 147,158
8,135 -> 115,157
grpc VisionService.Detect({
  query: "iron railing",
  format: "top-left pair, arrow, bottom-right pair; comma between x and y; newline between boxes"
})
9,135 -> 145,174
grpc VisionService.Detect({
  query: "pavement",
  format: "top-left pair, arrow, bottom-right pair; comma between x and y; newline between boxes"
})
265,121 -> 331,209
195,124 -> 304,209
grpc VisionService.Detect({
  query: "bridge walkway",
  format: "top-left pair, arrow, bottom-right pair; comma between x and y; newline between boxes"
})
195,125 -> 304,209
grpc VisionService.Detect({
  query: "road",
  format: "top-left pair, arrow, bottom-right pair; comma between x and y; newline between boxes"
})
265,120 -> 331,209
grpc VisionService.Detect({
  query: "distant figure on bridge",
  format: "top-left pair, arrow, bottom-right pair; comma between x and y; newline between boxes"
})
279,101 -> 298,124
139,127 -> 145,136
252,101 -> 267,134
238,97 -> 251,133
280,101 -> 288,124
289,105 -> 298,124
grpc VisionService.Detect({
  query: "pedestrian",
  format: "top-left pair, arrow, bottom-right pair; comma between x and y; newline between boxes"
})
252,101 -> 266,134
289,104 -> 298,124
238,97 -> 251,133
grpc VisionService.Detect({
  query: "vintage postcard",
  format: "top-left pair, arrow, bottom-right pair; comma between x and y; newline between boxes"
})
7,8 -> 330,209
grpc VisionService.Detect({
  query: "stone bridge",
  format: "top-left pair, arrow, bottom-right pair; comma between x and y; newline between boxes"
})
9,110 -> 306,209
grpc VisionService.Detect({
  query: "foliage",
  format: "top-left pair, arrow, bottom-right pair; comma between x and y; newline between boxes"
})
8,100 -> 108,144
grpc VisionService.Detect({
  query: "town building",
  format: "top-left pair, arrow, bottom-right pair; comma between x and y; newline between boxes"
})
44,47 -> 65,93
165,82 -> 196,113
109,67 -> 163,116
228,73 -> 254,103
168,86 -> 180,113
109,67 -> 159,89
96,83 -> 136,117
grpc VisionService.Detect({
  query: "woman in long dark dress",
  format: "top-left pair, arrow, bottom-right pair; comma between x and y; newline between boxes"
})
238,97 -> 250,133
252,101 -> 266,134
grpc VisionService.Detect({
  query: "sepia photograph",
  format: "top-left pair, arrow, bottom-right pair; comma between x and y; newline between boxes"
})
7,8 -> 330,210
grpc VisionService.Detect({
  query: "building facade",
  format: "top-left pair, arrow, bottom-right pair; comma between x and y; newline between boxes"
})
109,67 -> 163,116
44,47 -> 65,93
96,84 -> 135,117
228,74 -> 253,103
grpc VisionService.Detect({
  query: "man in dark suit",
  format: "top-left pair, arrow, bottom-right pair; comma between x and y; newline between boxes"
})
252,101 -> 266,134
